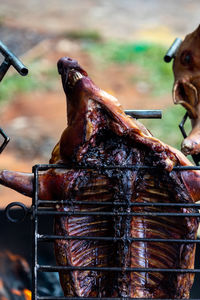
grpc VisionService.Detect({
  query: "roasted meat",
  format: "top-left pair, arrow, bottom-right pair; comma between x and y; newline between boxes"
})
1,57 -> 200,298
173,24 -> 200,155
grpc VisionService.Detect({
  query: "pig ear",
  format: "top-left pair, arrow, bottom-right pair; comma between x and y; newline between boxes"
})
173,80 -> 198,119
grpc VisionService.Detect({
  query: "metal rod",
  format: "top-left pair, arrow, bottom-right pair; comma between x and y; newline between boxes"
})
32,165 -> 39,300
0,59 -> 11,81
38,297 -> 197,300
124,110 -> 162,119
33,163 -> 200,171
0,40 -> 28,76
37,234 -> 199,244
179,112 -> 188,139
37,200 -> 200,208
38,265 -> 200,273
164,38 -> 182,63
36,210 -> 200,217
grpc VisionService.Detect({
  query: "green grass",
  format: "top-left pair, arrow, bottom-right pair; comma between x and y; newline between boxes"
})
0,73 -> 38,102
63,30 -> 102,42
85,41 -> 173,96
0,62 -> 58,102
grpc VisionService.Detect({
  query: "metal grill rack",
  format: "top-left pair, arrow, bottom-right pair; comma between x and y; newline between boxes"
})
31,163 -> 200,300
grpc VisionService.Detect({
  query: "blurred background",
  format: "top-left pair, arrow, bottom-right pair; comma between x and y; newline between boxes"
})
0,0 -> 200,208
1,1 -> 200,298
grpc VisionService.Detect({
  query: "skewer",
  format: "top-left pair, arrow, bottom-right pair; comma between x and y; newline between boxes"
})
125,109 -> 162,119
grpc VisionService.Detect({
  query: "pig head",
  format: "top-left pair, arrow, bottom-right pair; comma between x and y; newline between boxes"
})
173,25 -> 200,156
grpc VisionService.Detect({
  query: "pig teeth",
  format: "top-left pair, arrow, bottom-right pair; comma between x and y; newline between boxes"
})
67,71 -> 84,88
73,72 -> 83,84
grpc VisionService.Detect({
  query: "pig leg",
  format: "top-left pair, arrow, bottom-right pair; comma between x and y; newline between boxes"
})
0,170 -> 33,197
0,170 -> 55,200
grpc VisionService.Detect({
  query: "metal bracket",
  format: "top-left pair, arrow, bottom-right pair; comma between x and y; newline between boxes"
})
179,112 -> 200,165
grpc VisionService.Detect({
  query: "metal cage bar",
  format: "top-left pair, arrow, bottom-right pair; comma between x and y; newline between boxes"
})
37,298 -> 200,300
32,165 -> 39,300
32,163 -> 200,300
35,210 -> 200,217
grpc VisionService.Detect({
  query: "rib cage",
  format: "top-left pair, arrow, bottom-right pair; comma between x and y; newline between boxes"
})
53,165 -> 198,299
130,171 -> 194,298
54,171 -> 116,297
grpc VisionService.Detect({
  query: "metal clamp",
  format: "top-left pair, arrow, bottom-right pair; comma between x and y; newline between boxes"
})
179,112 -> 200,165
0,127 -> 10,153
179,112 -> 188,139
5,201 -> 28,223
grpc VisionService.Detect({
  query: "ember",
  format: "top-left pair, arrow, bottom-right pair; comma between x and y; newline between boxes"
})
23,289 -> 31,300
0,251 -> 31,300
0,249 -> 62,300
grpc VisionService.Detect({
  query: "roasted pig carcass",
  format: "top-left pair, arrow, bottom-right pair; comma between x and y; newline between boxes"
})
173,25 -> 200,156
1,57 -> 200,298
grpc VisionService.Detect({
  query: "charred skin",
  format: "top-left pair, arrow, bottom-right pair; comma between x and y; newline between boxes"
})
0,57 -> 200,298
173,25 -> 200,155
